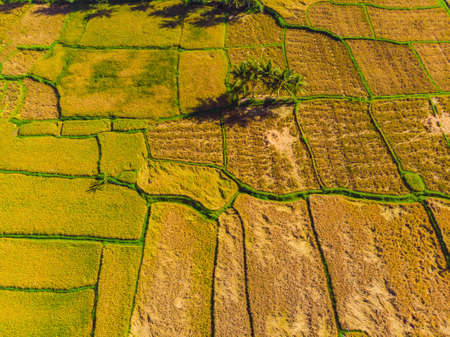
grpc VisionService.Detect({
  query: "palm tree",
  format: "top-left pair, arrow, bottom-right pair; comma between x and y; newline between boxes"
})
228,58 -> 306,105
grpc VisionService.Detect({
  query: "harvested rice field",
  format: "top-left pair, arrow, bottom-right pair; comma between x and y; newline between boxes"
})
0,0 -> 448,336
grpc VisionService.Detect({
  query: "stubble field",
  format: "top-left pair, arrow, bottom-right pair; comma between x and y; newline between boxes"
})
0,0 -> 448,336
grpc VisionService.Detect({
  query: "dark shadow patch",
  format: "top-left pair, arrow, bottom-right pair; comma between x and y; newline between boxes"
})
85,7 -> 115,20
191,94 -> 280,127
0,2 -> 27,13
31,4 -> 74,15
147,2 -> 231,29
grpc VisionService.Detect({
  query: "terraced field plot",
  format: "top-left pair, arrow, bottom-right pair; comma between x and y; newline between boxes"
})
0,0 -> 449,336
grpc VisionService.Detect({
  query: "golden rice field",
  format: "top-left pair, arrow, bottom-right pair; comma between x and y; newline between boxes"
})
0,0 -> 448,336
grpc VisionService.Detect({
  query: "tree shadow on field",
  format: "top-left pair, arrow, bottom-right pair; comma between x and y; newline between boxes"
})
191,94 -> 279,127
130,1 -> 229,29
0,2 -> 27,13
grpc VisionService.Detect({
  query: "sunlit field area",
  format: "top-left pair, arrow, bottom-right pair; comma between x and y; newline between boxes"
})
0,0 -> 449,335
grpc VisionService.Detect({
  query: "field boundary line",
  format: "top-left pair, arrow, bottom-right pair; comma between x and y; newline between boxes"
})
408,42 -> 442,92
126,205 -> 151,336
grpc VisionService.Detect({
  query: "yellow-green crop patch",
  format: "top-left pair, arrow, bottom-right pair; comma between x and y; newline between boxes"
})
94,244 -> 142,337
76,1 -> 183,47
61,119 -> 111,136
0,174 -> 147,239
137,161 -> 238,210
0,118 -> 98,175
0,289 -> 94,337
57,48 -> 179,118
18,121 -> 62,136
10,4 -> 67,46
179,50 -> 228,113
31,44 -> 68,82
112,118 -> 149,131
99,132 -> 148,183
0,239 -> 101,289
180,5 -> 226,49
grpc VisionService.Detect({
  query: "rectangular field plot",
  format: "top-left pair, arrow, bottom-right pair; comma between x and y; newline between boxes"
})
20,78 -> 59,120
214,209 -> 252,336
427,198 -> 450,249
348,40 -> 436,96
307,3 -> 372,38
130,203 -> 216,337
309,195 -> 449,337
0,118 -> 98,175
298,100 -> 407,194
0,239 -> 101,289
0,174 -> 147,239
0,289 -> 94,337
372,99 -> 449,194
414,43 -> 450,92
0,80 -> 22,117
234,195 -> 338,336
99,132 -> 148,183
58,48 -> 178,118
285,30 -> 367,97
224,104 -> 319,193
367,8 -> 450,42
74,2 -> 183,47
94,244 -> 142,337
179,50 -> 228,113
147,117 -> 224,165
226,13 -> 283,47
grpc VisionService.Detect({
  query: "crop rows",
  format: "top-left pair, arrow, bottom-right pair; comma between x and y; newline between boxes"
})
0,0 -> 448,336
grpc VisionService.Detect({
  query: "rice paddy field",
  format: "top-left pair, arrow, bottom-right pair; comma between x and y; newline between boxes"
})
0,0 -> 449,336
